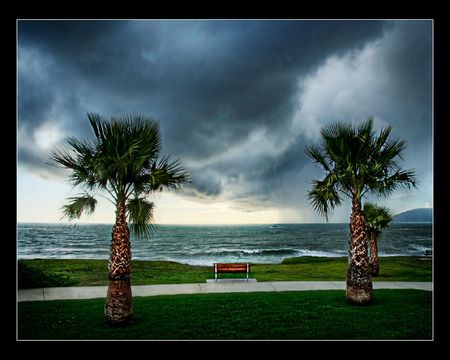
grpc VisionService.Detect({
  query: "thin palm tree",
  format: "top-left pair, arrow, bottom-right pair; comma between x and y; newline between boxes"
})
363,202 -> 393,277
305,118 -> 416,305
49,113 -> 190,324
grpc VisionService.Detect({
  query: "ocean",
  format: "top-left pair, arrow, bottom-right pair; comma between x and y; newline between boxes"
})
17,223 -> 432,266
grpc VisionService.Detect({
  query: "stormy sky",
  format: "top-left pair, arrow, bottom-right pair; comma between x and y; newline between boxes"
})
17,20 -> 433,224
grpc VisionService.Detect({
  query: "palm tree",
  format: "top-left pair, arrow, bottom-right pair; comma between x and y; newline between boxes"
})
363,202 -> 393,277
49,113 -> 190,324
305,118 -> 416,305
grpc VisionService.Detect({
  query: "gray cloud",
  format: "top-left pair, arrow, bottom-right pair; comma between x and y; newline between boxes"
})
17,20 -> 432,221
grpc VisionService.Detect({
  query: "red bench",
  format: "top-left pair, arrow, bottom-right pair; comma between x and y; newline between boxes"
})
213,263 -> 250,281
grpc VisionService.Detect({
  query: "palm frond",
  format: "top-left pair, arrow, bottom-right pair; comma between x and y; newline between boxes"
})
357,117 -> 375,143
363,202 -> 394,236
379,138 -> 407,162
127,197 -> 155,240
354,118 -> 375,164
48,137 -> 99,190
321,122 -> 354,166
369,169 -> 417,197
372,125 -> 392,154
61,194 -> 97,221
307,178 -> 342,221
147,155 -> 191,192
305,144 -> 331,172
87,113 -> 107,141
321,121 -> 353,140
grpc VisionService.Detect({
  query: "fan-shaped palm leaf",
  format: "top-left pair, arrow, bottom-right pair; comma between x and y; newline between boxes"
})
364,202 -> 394,236
127,197 -> 155,239
61,194 -> 97,220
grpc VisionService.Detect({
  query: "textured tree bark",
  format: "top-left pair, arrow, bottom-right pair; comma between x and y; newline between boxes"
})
346,198 -> 373,305
369,233 -> 380,277
105,200 -> 133,324
104,277 -> 133,324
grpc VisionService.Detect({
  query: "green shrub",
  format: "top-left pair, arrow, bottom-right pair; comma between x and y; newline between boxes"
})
281,256 -> 336,264
18,261 -> 76,289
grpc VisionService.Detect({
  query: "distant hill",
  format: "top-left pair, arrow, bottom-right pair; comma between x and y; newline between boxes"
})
393,208 -> 432,223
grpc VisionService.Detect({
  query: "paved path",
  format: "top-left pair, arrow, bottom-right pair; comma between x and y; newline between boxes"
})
17,281 -> 432,302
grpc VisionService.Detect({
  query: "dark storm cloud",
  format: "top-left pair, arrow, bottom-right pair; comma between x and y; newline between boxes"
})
375,21 -> 432,143
375,21 -> 432,188
18,20 -> 432,217
274,20 -> 432,218
153,20 -> 387,157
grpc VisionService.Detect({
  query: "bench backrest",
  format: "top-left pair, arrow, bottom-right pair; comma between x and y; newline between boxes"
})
214,263 -> 250,273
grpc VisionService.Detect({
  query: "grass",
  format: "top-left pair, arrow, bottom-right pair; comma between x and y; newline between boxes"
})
18,289 -> 432,340
18,256 -> 432,288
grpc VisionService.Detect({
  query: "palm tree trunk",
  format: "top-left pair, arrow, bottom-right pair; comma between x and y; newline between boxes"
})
369,233 -> 380,276
104,200 -> 133,324
346,198 -> 373,305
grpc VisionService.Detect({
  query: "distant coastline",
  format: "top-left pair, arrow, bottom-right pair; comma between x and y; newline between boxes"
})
393,208 -> 432,223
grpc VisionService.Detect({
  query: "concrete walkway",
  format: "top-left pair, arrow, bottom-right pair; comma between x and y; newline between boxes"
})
17,281 -> 432,302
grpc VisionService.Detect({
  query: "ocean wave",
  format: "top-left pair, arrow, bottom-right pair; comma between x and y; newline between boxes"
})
187,247 -> 299,257
156,248 -> 348,266
294,249 -> 345,257
411,244 -> 431,252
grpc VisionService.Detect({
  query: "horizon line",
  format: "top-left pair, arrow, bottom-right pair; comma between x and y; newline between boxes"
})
17,221 -> 432,226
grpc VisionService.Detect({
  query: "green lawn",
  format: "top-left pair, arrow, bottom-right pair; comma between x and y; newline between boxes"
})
18,289 -> 432,340
18,256 -> 432,288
